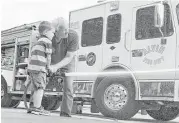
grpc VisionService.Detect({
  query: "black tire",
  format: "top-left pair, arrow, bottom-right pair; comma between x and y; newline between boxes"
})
51,98 -> 61,110
41,96 -> 57,110
95,77 -> 139,120
147,105 -> 179,121
1,76 -> 11,107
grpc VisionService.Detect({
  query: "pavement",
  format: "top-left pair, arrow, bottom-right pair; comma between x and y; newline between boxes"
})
1,102 -> 179,123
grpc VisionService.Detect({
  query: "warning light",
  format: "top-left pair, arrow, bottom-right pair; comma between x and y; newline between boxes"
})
110,1 -> 119,11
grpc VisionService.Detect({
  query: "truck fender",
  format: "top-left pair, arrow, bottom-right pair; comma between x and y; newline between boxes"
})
92,64 -> 139,100
1,70 -> 14,90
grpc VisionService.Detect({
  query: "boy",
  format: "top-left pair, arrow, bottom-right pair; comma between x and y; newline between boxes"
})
27,21 -> 55,115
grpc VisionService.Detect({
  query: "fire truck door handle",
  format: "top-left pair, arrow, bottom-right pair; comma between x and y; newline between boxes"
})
124,30 -> 130,51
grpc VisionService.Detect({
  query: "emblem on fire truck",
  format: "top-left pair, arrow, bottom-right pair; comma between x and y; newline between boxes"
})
143,44 -> 165,66
86,52 -> 96,66
132,44 -> 166,66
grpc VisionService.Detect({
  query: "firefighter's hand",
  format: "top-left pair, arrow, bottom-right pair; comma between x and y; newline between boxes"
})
49,65 -> 58,73
47,68 -> 53,77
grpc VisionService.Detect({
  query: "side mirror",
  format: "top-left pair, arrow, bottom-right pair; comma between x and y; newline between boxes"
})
154,3 -> 165,27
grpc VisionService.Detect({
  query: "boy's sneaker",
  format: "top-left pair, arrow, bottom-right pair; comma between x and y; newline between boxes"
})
31,108 -> 40,115
31,106 -> 50,116
39,107 -> 51,116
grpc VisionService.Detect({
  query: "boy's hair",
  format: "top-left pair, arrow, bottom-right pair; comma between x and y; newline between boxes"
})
38,21 -> 52,36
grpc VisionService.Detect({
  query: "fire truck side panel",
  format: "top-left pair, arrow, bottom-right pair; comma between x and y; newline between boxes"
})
131,2 -> 177,80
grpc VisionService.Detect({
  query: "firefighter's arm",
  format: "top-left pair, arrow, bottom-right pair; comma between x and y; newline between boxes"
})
50,51 -> 75,73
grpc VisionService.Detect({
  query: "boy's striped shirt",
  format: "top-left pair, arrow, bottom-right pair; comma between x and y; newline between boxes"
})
28,37 -> 52,73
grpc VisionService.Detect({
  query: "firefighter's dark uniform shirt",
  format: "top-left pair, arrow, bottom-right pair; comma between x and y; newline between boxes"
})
51,29 -> 79,71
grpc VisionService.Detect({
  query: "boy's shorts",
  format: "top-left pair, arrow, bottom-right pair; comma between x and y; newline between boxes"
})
29,72 -> 47,90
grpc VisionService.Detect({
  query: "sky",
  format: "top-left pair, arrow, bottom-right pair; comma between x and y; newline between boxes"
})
2,0 -> 178,30
1,0 -> 98,30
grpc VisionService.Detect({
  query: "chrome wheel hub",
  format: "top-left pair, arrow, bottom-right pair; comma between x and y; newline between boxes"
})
104,84 -> 128,110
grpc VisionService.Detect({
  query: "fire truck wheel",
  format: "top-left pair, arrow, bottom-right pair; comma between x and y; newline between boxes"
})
9,100 -> 20,108
95,77 -> 139,120
1,76 -> 12,107
51,98 -> 61,110
147,105 -> 179,121
41,96 -> 57,110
